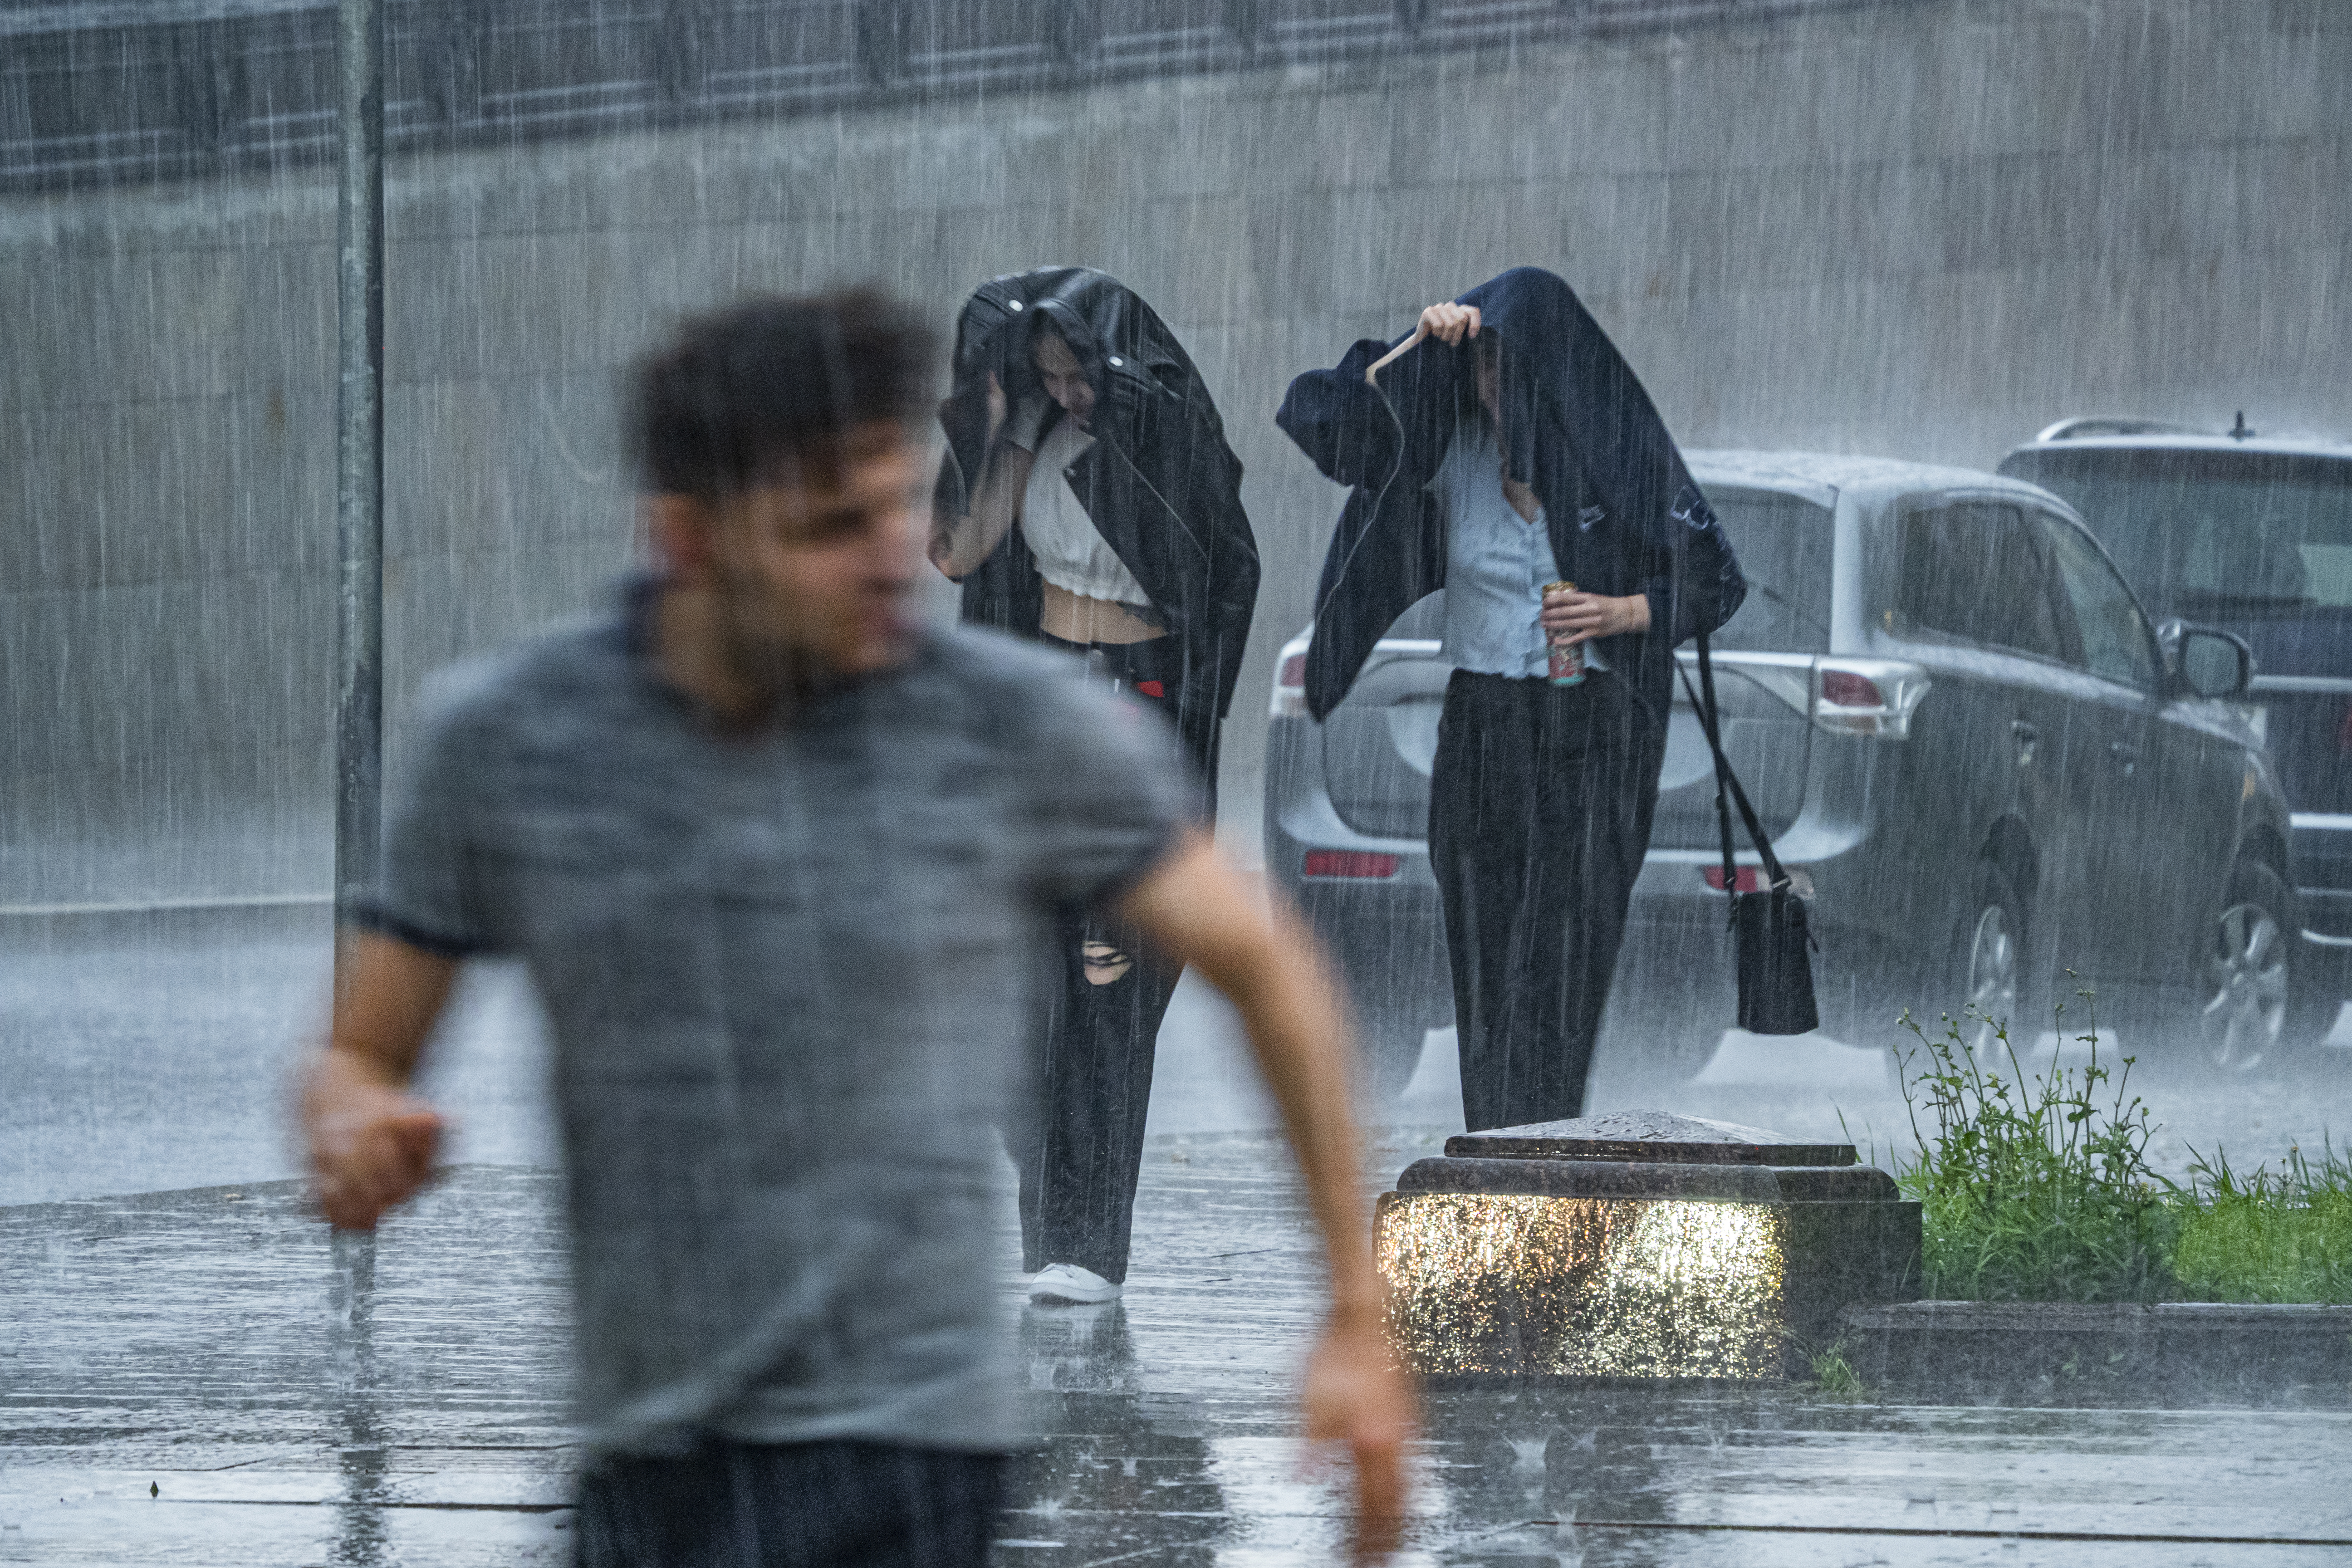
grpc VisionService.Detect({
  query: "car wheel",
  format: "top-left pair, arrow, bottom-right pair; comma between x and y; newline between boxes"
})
2195,860 -> 2294,1074
1948,863 -> 2036,1059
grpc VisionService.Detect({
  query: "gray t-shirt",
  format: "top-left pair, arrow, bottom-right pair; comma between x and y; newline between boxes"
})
360,593 -> 1191,1455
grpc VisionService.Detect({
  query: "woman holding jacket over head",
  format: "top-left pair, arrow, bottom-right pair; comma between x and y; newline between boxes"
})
931,267 -> 1259,1304
1276,266 -> 1745,1133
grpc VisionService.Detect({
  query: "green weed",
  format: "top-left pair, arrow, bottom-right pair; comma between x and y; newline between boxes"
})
1809,1343 -> 1866,1399
1892,1004 -> 2176,1303
1891,1002 -> 2352,1304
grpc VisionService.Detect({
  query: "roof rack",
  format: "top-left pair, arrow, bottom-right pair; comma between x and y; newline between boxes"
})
2032,417 -> 2209,443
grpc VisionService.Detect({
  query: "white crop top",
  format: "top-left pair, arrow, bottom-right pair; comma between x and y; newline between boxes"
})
1020,419 -> 1154,608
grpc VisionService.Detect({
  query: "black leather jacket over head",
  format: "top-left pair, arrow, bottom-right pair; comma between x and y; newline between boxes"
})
1276,266 -> 1746,723
934,267 -> 1260,769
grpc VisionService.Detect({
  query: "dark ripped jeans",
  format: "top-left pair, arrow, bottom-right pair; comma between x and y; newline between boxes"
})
1008,634 -> 1208,1284
1429,668 -> 1665,1132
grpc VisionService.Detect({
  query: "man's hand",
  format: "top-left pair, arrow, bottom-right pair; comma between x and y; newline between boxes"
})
1542,585 -> 1651,645
1305,1308 -> 1415,1563
304,1049 -> 444,1230
299,932 -> 461,1230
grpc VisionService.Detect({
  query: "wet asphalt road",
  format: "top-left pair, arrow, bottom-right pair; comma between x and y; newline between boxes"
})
0,911 -> 1294,1208
7,911 -> 2350,1209
10,920 -> 2352,1563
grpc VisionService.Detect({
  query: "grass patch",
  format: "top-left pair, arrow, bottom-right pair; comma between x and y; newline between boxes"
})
1892,1006 -> 2351,1304
2171,1143 -> 2352,1304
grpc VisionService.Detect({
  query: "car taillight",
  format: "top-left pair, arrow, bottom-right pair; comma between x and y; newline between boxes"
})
1812,659 -> 1930,740
1304,850 -> 1401,879
1270,637 -> 1313,719
1819,670 -> 1881,708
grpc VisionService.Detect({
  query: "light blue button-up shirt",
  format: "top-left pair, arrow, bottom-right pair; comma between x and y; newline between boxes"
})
1430,420 -> 1606,677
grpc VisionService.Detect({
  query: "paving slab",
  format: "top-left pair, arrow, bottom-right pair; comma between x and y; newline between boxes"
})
8,1139 -> 2352,1564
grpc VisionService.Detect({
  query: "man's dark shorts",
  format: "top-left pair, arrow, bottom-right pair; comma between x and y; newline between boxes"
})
574,1439 -> 1006,1568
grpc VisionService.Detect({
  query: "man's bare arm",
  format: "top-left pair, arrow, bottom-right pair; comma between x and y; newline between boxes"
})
1118,828 -> 1415,1559
301,932 -> 461,1230
1117,833 -> 1378,1313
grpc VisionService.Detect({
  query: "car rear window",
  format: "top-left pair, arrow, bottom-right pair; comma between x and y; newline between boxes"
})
1706,487 -> 1835,652
1999,447 -> 2352,619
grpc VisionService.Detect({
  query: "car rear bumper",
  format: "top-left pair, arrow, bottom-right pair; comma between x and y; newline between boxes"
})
1264,723 -> 1453,1029
1267,741 -> 1908,1041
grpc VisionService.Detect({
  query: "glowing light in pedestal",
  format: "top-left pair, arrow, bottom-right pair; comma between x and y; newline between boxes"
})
1376,1193 -> 1788,1377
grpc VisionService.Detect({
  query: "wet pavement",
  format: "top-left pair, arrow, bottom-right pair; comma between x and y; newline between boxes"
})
11,924 -> 2352,1563
10,1147 -> 2352,1565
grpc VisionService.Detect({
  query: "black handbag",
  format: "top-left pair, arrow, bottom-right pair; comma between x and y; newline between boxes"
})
1680,631 -> 1820,1036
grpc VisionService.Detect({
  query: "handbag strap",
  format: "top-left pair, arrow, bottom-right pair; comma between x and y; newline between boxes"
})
1678,630 -> 1792,895
1691,632 -> 1739,899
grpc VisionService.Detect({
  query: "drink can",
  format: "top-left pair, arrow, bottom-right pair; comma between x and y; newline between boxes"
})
1544,580 -> 1585,686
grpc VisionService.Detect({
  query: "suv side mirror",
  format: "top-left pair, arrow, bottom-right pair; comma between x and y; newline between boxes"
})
2156,620 -> 2254,699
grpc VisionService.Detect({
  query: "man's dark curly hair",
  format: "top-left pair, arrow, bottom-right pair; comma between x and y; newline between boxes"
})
631,289 -> 937,499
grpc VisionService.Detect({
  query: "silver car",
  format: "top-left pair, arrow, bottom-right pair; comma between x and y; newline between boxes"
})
1264,452 -> 2293,1098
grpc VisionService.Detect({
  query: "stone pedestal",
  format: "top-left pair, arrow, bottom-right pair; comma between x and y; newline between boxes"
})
1376,1111 -> 1920,1379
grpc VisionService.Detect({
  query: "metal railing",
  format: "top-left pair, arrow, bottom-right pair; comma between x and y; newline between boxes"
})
3,0 -> 1892,193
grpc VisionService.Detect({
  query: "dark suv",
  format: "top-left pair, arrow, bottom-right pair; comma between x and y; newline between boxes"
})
2000,421 -> 2352,1048
1266,452 -> 2295,1097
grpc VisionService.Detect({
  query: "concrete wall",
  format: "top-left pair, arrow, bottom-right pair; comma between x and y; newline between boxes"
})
5,0 -> 2347,904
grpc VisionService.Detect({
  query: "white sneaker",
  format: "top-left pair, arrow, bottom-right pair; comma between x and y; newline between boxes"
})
1028,1263 -> 1121,1305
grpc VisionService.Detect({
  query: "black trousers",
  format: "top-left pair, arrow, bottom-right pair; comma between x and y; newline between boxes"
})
573,1439 -> 1006,1568
1428,669 -> 1665,1132
1007,634 -> 1208,1284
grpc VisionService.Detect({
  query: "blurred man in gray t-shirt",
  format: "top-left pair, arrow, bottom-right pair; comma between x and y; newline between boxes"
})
299,291 -> 1411,1568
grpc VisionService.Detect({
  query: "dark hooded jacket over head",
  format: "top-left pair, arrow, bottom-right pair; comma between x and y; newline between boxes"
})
1275,266 -> 1744,722
935,267 -> 1259,768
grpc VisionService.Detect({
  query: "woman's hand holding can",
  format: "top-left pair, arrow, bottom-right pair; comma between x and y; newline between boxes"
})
1543,580 -> 1586,686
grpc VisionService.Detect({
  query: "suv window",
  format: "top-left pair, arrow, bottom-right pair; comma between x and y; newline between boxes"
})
2035,512 -> 2161,688
1998,447 -> 2352,619
1707,488 -> 1835,652
1891,500 -> 2077,662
